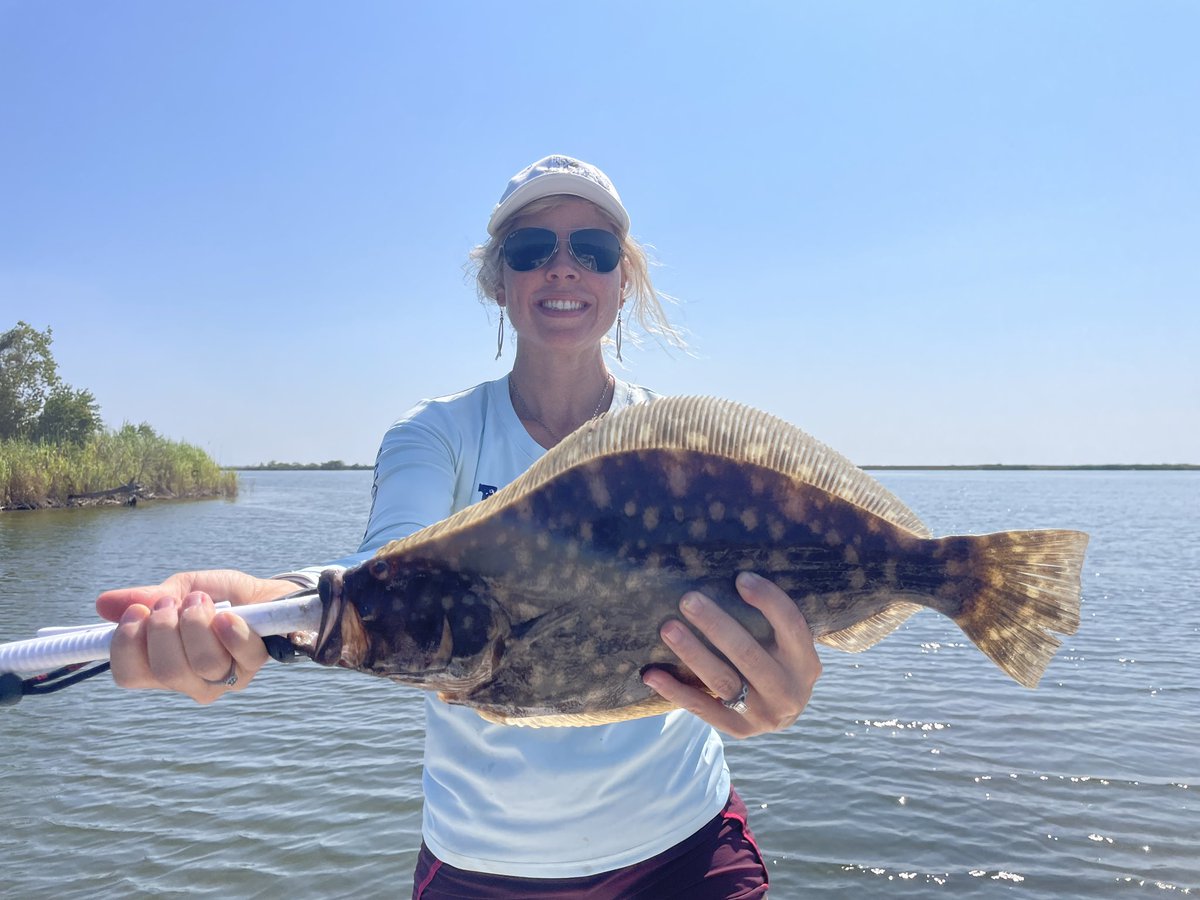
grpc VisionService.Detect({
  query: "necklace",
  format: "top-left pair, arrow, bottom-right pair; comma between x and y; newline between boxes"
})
509,373 -> 614,443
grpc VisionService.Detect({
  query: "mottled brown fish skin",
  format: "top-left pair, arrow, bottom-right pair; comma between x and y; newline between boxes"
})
297,444 -> 1086,724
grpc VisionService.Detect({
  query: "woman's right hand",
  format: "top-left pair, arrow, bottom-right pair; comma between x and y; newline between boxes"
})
97,570 -> 299,704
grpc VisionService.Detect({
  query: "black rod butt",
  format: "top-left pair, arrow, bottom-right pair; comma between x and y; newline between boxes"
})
0,673 -> 25,707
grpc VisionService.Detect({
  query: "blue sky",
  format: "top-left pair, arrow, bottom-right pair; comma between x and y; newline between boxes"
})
2,1 -> 1196,466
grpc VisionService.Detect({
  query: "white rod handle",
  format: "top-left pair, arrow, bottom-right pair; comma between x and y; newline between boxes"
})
36,602 -> 235,636
0,593 -> 323,675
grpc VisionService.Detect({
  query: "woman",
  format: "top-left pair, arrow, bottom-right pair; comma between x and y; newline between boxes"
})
98,155 -> 822,898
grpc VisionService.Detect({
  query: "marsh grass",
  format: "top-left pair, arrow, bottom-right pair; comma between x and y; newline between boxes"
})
0,424 -> 237,509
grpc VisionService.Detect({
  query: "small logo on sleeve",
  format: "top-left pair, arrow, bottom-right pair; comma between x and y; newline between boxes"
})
478,483 -> 498,499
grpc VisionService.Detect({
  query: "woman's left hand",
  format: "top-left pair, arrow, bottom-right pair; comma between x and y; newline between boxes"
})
642,571 -> 822,739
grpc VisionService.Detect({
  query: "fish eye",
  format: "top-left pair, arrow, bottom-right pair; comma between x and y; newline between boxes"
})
370,560 -> 389,580
356,595 -> 380,621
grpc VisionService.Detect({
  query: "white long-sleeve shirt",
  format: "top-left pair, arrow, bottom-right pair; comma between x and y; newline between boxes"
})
284,375 -> 730,877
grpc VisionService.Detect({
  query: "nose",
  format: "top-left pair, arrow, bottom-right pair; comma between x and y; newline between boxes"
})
543,235 -> 582,279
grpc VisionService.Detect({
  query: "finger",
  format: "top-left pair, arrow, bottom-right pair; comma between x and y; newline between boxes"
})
109,604 -> 155,688
641,666 -> 755,739
735,571 -> 817,659
97,572 -> 197,621
144,596 -> 198,687
97,586 -> 172,622
734,573 -> 822,695
178,592 -> 237,683
641,666 -> 714,711
211,610 -> 270,683
659,612 -> 748,705
672,592 -> 782,696
146,596 -> 240,703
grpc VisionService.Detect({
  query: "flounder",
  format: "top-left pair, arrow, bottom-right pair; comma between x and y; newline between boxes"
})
290,396 -> 1087,726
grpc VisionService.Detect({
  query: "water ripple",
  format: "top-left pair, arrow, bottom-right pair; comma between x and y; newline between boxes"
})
4,470 -> 1199,897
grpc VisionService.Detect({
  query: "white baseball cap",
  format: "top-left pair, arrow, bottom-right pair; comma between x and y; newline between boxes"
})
487,154 -> 630,236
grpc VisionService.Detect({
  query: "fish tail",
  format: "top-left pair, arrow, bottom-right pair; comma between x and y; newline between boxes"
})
953,529 -> 1088,688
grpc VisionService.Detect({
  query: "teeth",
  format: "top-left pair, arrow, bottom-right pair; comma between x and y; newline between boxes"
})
542,299 -> 586,311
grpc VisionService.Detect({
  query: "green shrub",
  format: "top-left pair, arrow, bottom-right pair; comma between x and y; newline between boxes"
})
1,423 -> 237,508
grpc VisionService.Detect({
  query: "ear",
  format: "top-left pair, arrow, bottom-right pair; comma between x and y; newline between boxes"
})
495,288 -> 506,308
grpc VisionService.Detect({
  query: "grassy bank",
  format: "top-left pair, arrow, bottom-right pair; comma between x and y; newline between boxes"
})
0,424 -> 237,510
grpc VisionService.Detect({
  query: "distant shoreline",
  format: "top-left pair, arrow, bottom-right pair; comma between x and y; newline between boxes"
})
862,464 -> 1199,471
228,463 -> 1198,472
231,463 -> 373,471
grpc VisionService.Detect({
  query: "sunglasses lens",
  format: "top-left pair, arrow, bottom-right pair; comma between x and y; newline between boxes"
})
568,229 -> 622,273
502,227 -> 622,274
502,228 -> 557,271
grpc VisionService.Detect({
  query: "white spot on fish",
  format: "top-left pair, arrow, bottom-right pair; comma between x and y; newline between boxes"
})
680,546 -> 706,577
667,463 -> 689,497
587,474 -> 611,509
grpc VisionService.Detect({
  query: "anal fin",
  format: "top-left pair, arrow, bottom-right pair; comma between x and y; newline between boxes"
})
473,694 -> 678,728
818,600 -> 923,652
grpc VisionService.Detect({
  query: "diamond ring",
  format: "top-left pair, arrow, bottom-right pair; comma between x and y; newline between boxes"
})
201,661 -> 238,688
722,681 -> 750,715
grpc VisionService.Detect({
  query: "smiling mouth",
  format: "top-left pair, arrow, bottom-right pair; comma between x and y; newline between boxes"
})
540,298 -> 588,311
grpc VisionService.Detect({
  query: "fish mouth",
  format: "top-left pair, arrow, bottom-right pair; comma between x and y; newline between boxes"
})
313,569 -> 344,665
313,568 -> 368,668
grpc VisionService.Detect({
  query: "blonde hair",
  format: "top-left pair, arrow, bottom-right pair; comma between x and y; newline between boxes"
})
467,196 -> 687,354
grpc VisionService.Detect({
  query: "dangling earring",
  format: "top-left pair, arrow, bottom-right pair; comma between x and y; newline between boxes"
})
495,308 -> 505,360
615,309 -> 623,362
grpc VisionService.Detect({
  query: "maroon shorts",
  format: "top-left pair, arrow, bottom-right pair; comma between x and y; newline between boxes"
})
412,787 -> 768,899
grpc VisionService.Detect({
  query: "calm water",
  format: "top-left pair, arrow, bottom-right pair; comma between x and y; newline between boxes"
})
1,470 -> 1196,897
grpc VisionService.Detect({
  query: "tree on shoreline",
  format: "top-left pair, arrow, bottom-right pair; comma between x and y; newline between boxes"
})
1,322 -> 238,509
0,321 -> 102,444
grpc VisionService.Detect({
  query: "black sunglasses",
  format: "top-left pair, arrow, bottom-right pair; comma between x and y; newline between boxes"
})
501,227 -> 623,274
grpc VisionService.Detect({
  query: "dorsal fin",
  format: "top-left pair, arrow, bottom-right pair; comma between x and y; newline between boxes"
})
376,396 -> 931,558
